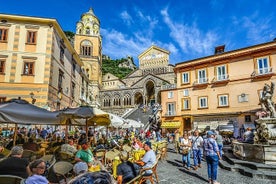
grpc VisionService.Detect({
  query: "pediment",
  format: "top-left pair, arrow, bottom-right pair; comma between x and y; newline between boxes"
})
131,73 -> 170,88
102,73 -> 119,81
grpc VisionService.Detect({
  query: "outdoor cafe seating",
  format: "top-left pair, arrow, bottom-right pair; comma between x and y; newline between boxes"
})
0,175 -> 23,184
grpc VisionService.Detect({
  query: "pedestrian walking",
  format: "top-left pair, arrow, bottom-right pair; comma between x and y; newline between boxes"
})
191,130 -> 203,170
203,131 -> 221,184
180,133 -> 191,170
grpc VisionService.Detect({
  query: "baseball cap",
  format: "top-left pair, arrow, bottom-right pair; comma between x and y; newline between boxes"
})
207,131 -> 215,136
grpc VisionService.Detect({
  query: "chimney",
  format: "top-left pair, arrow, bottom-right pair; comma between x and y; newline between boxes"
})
214,45 -> 225,54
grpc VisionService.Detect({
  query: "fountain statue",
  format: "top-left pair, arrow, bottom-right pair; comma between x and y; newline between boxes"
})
254,82 -> 276,145
233,82 -> 276,164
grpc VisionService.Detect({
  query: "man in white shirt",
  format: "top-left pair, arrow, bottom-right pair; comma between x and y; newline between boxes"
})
191,130 -> 203,170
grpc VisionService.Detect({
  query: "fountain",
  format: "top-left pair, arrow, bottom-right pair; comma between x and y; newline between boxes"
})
232,82 -> 276,164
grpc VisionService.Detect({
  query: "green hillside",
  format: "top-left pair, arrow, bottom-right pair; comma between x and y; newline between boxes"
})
102,58 -> 136,79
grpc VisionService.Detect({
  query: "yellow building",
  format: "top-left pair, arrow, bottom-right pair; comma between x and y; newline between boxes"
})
161,41 -> 276,136
0,13 -> 91,110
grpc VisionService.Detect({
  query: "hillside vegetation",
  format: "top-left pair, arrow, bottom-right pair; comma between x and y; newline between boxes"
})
102,58 -> 135,79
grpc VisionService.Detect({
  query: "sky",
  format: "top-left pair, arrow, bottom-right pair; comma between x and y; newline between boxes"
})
1,0 -> 276,65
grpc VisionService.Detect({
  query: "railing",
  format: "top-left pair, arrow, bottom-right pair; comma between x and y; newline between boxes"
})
212,74 -> 229,82
193,78 -> 208,85
251,67 -> 273,77
161,84 -> 176,90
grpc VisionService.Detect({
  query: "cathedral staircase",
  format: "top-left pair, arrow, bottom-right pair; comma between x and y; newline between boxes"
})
123,106 -> 153,129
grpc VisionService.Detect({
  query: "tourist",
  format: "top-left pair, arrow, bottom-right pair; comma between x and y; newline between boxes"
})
73,161 -> 88,176
243,127 -> 254,144
191,130 -> 203,170
0,142 -> 5,158
203,131 -> 221,184
117,151 -> 140,184
180,133 -> 191,170
174,129 -> 180,153
215,131 -> 223,157
0,146 -> 30,178
61,139 -> 77,157
136,141 -> 156,175
131,137 -> 143,150
25,159 -> 49,184
75,140 -> 94,166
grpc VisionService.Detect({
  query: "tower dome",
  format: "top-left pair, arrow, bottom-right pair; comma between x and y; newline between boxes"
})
76,8 -> 100,36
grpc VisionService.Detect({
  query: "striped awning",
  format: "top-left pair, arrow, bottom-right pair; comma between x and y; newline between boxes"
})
161,121 -> 181,128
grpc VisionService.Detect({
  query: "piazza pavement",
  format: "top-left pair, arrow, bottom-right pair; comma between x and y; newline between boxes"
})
155,143 -> 274,184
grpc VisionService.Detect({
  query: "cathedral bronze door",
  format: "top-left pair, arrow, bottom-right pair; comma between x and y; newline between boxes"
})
134,92 -> 143,105
146,80 -> 155,105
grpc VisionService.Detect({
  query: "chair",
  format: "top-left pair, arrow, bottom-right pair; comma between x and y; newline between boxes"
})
59,151 -> 75,162
53,161 -> 73,183
40,154 -> 56,177
122,144 -> 132,153
158,141 -> 168,160
125,175 -> 141,184
138,155 -> 160,184
0,175 -> 23,184
22,149 -> 37,162
94,149 -> 106,165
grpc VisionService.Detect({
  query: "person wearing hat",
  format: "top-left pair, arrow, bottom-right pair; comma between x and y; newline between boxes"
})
136,141 -> 156,175
203,131 -> 221,184
25,159 -> 49,184
117,151 -> 140,184
0,145 -> 30,178
73,162 -> 88,176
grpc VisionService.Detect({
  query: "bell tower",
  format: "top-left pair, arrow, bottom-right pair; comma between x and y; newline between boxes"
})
74,8 -> 102,106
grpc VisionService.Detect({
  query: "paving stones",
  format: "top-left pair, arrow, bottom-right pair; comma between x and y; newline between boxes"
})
155,143 -> 274,184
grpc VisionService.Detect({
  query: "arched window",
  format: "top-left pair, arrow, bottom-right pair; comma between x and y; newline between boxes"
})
124,94 -> 131,106
86,27 -> 90,34
103,96 -> 111,107
113,94 -> 121,106
80,40 -> 92,56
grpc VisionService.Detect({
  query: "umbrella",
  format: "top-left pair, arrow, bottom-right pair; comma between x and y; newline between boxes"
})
0,99 -> 63,125
58,106 -> 110,137
0,98 -> 64,146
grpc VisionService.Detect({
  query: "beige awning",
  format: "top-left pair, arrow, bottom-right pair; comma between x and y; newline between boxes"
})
161,121 -> 181,128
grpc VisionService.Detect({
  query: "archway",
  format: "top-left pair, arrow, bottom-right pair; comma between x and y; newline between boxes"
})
157,91 -> 161,104
145,80 -> 155,106
134,92 -> 143,105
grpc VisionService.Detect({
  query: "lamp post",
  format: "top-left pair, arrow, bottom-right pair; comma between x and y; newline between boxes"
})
29,92 -> 36,104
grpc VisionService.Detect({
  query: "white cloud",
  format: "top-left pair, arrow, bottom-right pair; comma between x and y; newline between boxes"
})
160,8 -> 217,56
120,10 -> 133,26
231,11 -> 274,44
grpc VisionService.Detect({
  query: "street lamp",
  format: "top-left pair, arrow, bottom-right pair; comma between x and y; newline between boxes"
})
29,92 -> 36,104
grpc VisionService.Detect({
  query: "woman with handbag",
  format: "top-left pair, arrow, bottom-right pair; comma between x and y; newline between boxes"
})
180,133 -> 191,170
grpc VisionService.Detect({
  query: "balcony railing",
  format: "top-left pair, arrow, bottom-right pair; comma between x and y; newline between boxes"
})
161,83 -> 176,90
165,112 -> 176,116
211,74 -> 229,83
251,67 -> 273,77
193,78 -> 208,85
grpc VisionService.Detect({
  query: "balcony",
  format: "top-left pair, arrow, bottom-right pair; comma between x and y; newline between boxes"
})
161,83 -> 176,90
164,112 -> 176,117
251,67 -> 273,81
193,78 -> 208,88
211,74 -> 229,86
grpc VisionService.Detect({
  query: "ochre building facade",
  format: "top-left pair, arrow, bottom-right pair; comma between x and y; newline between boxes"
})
161,41 -> 276,136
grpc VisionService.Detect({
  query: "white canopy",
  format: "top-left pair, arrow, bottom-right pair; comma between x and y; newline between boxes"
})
108,113 -> 125,128
122,119 -> 144,129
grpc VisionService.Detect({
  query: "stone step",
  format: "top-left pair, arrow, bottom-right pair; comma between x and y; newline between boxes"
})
219,159 -> 276,180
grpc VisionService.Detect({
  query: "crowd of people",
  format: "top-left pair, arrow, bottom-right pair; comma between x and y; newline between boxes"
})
0,125 -> 164,184
175,129 -> 223,184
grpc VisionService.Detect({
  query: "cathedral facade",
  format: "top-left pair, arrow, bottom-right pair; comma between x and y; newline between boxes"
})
100,45 -> 176,115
